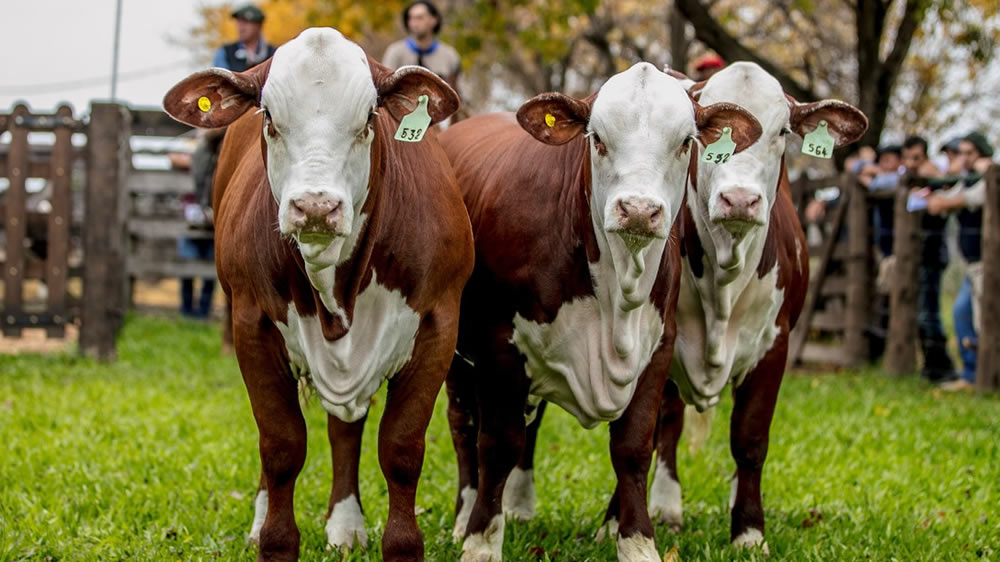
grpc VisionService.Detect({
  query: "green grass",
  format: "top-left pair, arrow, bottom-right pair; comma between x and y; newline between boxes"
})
1,315 -> 999,561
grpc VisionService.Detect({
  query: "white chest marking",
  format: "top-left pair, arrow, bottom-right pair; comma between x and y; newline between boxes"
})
511,295 -> 664,429
672,262 -> 784,409
275,273 -> 421,422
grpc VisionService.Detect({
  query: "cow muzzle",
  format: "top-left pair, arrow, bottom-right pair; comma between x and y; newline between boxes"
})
285,193 -> 348,238
712,187 -> 764,231
607,196 -> 667,251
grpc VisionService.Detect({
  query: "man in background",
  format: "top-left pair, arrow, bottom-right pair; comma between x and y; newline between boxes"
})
382,1 -> 461,90
212,4 -> 276,72
927,133 -> 996,390
902,136 -> 957,383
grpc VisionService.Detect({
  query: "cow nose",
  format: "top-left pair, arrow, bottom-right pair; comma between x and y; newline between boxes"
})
616,197 -> 665,236
717,188 -> 761,221
290,194 -> 344,233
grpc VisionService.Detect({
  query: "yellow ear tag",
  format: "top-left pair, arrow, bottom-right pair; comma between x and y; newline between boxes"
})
394,95 -> 431,142
545,113 -> 556,128
197,96 -> 211,113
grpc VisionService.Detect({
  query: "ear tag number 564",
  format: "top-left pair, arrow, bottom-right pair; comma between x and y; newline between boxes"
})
703,126 -> 735,165
394,95 -> 431,143
802,120 -> 834,159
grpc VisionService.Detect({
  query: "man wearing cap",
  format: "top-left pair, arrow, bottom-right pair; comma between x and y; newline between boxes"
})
927,132 -> 996,390
382,1 -> 461,90
691,53 -> 725,81
212,4 -> 276,73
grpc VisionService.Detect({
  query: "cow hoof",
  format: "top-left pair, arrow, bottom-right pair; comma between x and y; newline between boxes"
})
595,517 -> 619,542
452,486 -> 478,543
616,533 -> 659,561
732,529 -> 769,556
460,514 -> 504,562
325,495 -> 368,551
648,461 -> 683,533
502,468 -> 536,521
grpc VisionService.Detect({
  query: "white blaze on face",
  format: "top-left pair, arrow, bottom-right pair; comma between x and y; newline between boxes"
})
260,28 -> 378,263
695,62 -> 789,242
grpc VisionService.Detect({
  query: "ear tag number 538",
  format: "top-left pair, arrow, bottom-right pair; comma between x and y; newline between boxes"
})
394,95 -> 431,143
703,126 -> 735,165
802,120 -> 834,159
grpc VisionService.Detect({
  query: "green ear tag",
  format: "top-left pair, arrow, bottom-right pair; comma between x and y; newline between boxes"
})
394,95 -> 432,142
801,120 -> 834,159
703,126 -> 736,165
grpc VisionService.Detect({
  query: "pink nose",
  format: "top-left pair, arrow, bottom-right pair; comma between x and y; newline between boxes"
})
717,188 -> 761,221
616,197 -> 665,236
289,194 -> 344,233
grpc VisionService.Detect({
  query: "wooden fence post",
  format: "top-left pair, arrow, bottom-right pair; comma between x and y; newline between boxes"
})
885,177 -> 920,375
976,165 -> 999,391
80,103 -> 130,360
844,175 -> 871,365
45,105 -> 75,338
2,105 -> 29,338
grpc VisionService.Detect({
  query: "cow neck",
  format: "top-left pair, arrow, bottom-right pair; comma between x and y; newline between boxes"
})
681,152 -> 783,367
294,122 -> 387,342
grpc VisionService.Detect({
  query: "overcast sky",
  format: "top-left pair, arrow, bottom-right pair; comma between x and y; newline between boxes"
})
0,0 -> 209,114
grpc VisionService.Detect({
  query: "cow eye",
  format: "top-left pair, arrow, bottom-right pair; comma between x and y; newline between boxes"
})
589,132 -> 607,156
780,126 -> 791,136
683,136 -> 694,148
262,108 -> 278,137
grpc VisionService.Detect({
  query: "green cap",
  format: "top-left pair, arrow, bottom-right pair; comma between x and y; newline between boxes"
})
231,3 -> 265,23
963,131 -> 994,158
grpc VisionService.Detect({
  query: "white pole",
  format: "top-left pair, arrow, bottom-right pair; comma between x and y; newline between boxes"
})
110,0 -> 123,101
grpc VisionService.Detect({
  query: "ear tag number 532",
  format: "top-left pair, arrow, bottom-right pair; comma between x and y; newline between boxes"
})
802,120 -> 834,159
703,127 -> 735,165
394,95 -> 431,143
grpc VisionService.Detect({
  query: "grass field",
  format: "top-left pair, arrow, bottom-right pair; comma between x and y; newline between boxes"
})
1,315 -> 999,561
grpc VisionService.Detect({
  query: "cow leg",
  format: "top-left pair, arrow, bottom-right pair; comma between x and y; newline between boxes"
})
503,399 -> 545,521
378,312 -> 460,561
460,353 -> 529,562
325,414 -> 368,551
648,380 -> 685,531
248,471 -> 267,545
447,354 -> 480,542
235,318 -> 307,561
728,339 -> 786,555
607,354 -> 670,562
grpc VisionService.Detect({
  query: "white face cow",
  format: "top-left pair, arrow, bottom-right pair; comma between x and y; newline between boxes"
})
163,27 -> 458,269
692,62 -> 869,268
517,62 -> 763,311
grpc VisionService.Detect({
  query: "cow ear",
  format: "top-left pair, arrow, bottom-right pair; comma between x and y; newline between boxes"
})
695,102 -> 763,154
789,98 -> 868,147
163,65 -> 268,129
516,92 -> 592,145
374,62 -> 459,125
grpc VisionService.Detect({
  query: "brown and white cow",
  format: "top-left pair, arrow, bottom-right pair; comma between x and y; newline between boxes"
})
440,62 -> 763,561
163,28 -> 473,561
644,62 -> 867,553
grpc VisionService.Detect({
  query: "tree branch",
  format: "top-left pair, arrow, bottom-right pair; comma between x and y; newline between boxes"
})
882,0 -> 922,79
674,0 -> 820,101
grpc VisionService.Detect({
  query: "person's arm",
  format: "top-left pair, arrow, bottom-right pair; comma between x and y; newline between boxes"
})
867,172 -> 899,191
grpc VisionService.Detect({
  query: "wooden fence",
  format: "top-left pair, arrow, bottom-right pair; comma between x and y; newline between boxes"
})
1,103 -> 200,360
789,167 -> 1000,391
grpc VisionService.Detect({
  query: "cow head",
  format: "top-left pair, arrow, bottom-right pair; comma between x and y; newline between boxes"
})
517,62 -> 762,308
692,62 -> 867,266
163,27 -> 458,268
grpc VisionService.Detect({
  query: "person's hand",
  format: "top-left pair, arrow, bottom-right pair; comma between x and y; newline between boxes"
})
858,146 -> 876,162
926,194 -> 953,216
805,199 -> 826,224
973,158 -> 992,174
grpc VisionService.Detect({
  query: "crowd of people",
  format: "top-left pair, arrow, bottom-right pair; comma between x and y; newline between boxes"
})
806,133 -> 994,390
